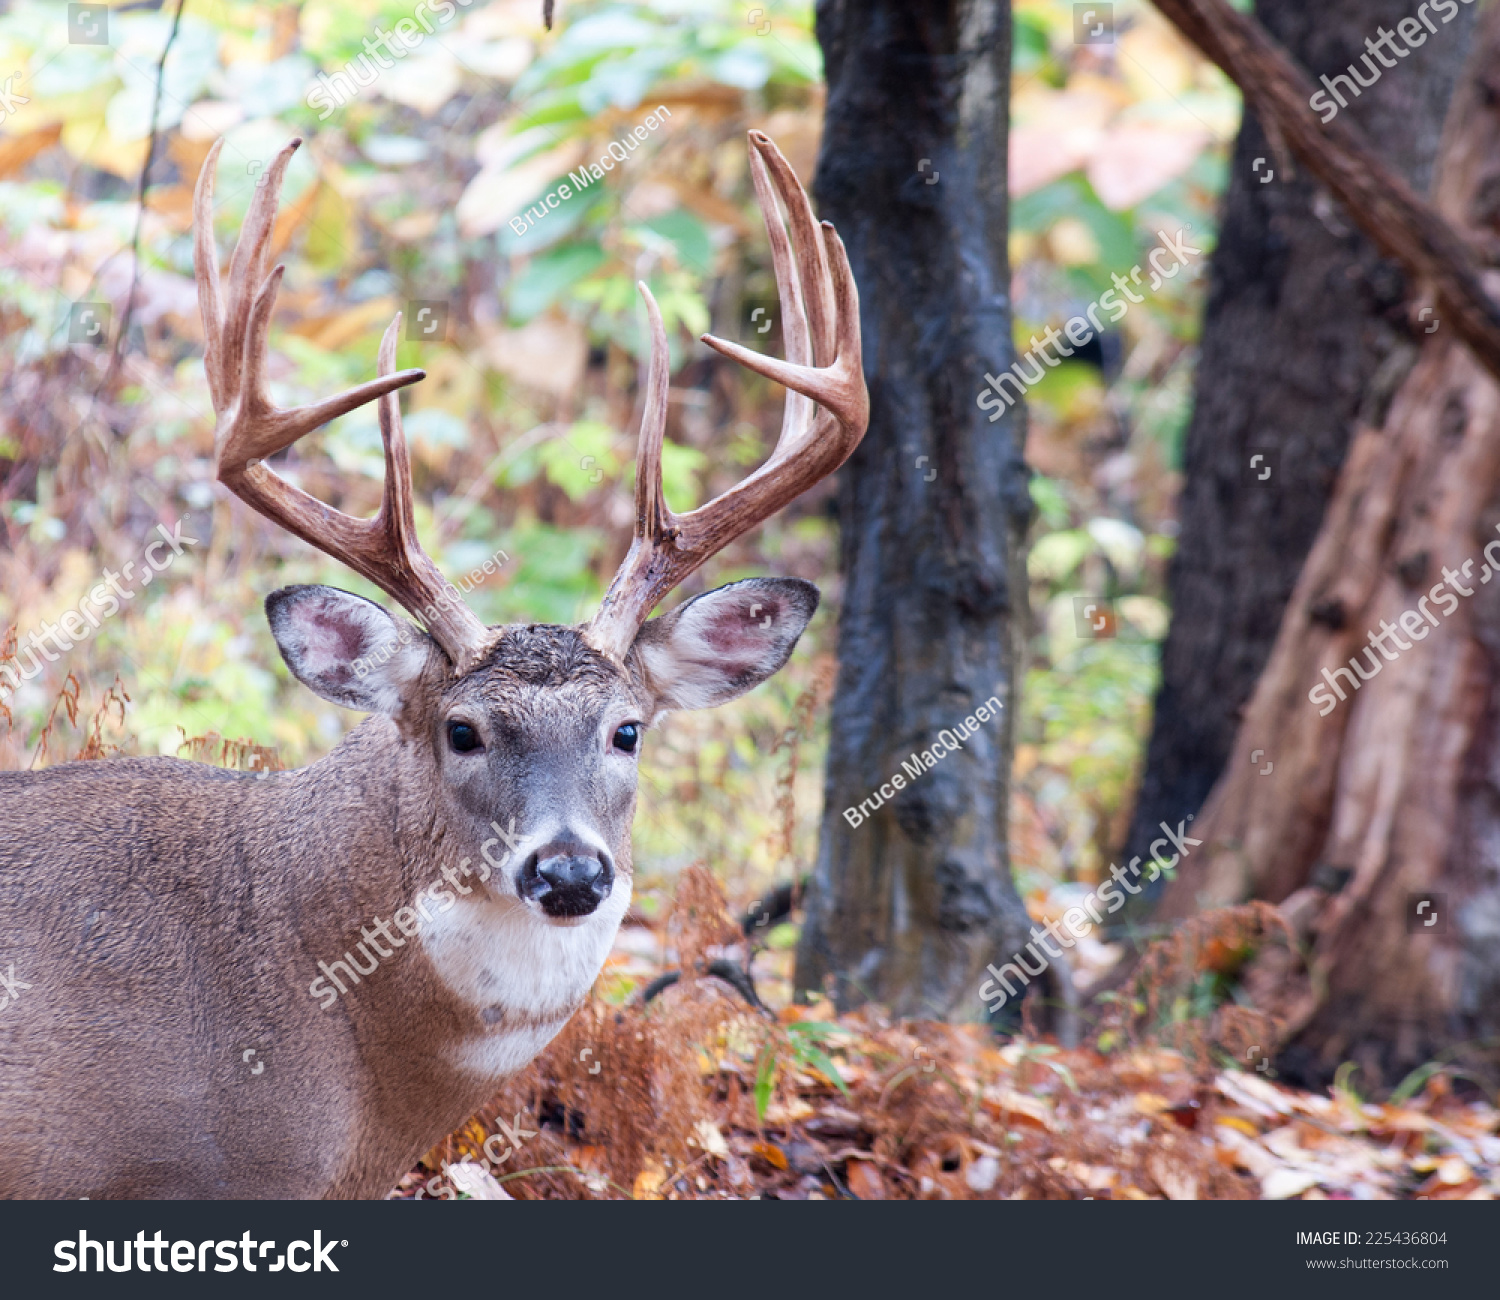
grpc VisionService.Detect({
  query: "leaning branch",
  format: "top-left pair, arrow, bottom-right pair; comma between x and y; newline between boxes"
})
1151,0 -> 1500,380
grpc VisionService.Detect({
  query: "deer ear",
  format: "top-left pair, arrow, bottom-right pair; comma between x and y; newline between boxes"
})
266,585 -> 431,715
630,577 -> 819,718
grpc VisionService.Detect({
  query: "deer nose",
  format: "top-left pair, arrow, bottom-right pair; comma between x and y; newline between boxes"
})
519,841 -> 613,918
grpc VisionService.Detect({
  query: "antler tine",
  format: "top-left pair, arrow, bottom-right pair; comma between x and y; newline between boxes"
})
745,136 -> 812,441
366,316 -> 492,663
193,138 -> 227,412
585,285 -> 672,652
375,319 -> 427,568
696,137 -> 864,445
194,139 -> 493,673
197,139 -> 300,427
749,130 -> 836,367
699,215 -> 866,444
632,282 -> 672,545
583,133 -> 868,663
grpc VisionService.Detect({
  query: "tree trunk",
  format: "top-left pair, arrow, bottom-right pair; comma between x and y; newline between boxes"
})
794,0 -> 1034,1017
1157,3 -> 1500,1088
1123,0 -> 1475,892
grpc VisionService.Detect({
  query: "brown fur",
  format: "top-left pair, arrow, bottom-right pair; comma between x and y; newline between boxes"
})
0,578 -> 816,1199
0,625 -> 644,1197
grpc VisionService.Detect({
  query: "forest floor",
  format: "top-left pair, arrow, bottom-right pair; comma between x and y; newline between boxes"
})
397,872 -> 1500,1202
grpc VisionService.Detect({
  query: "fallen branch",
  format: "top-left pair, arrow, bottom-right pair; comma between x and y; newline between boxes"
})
1151,0 -> 1500,379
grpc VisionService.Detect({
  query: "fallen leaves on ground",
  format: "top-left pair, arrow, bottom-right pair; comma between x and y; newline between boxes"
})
399,995 -> 1500,1211
398,980 -> 1499,1202
392,869 -> 1499,1202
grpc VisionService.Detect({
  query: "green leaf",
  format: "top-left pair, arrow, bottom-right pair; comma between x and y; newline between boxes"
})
536,420 -> 621,501
500,197 -> 593,257
1021,358 -> 1105,417
794,1044 -> 850,1097
635,209 -> 713,277
657,440 -> 707,513
1389,1062 -> 1444,1106
1012,175 -> 1137,277
1013,13 -> 1053,73
559,10 -> 660,49
1028,528 -> 1092,584
765,921 -> 798,951
490,521 -> 603,625
761,33 -> 823,84
754,1048 -> 777,1122
1029,474 -> 1070,529
509,243 -> 608,322
785,1021 -> 843,1040
510,93 -> 594,134
712,44 -> 772,90
1039,1057 -> 1078,1093
1332,1061 -> 1365,1105
579,48 -> 676,113
30,45 -> 117,99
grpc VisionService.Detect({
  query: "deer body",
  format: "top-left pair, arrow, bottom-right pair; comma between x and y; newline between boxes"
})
0,132 -> 866,1198
0,707 -> 625,1198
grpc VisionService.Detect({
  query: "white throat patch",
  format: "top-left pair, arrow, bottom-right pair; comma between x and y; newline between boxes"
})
417,876 -> 630,1080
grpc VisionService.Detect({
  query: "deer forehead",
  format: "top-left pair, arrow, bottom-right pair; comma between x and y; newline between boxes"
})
441,624 -> 642,722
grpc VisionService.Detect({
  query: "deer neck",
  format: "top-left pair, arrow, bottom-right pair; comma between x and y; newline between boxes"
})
283,717 -> 627,1102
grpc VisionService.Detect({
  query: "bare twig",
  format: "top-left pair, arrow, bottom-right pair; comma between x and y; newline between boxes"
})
101,0 -> 188,397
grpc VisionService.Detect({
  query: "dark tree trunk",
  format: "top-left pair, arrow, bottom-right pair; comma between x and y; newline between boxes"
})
794,0 -> 1034,1017
1122,0 -> 1476,889
1142,2 -> 1500,1090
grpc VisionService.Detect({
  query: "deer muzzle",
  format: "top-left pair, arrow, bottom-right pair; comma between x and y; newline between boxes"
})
518,841 -> 614,919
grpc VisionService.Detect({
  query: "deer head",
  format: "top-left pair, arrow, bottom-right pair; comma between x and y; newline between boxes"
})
195,132 -> 866,929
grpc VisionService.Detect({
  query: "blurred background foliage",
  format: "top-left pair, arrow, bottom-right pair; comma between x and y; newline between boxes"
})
0,0 -> 1237,992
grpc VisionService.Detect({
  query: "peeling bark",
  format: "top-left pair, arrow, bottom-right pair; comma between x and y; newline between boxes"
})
1158,6 -> 1500,1085
1123,0 -> 1473,892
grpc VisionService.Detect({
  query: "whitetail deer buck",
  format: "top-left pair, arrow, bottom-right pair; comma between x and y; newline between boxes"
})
0,132 -> 866,1198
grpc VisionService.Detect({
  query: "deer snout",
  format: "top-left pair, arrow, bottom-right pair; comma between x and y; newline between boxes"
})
519,841 -> 614,919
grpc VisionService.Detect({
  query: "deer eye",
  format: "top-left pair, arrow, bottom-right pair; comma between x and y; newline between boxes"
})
447,721 -> 482,753
612,723 -> 640,754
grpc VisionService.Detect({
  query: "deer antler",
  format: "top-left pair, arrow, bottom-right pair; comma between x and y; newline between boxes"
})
584,131 -> 869,662
194,137 -> 493,673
